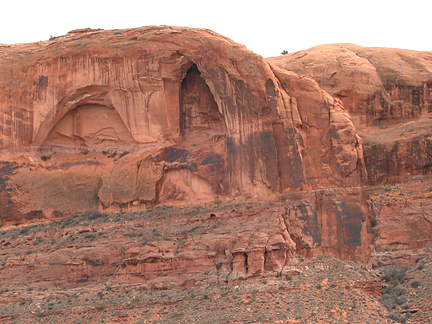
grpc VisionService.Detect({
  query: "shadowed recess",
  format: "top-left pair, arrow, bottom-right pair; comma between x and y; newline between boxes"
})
42,104 -> 135,151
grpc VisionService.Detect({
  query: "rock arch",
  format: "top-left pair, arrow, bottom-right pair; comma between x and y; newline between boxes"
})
33,86 -> 136,152
42,104 -> 135,152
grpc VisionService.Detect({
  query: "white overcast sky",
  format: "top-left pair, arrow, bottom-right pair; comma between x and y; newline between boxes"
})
1,0 -> 430,57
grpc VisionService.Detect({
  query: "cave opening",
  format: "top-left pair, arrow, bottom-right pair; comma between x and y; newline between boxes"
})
42,104 -> 135,152
179,64 -> 226,137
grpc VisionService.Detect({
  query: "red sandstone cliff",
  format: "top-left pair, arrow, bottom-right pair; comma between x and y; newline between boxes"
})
268,44 -> 432,126
0,28 -> 430,292
268,44 -> 432,185
0,26 -> 367,247
269,44 -> 432,265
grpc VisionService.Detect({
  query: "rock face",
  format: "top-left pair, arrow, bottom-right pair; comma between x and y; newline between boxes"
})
0,26 -> 365,220
0,27 -> 430,290
268,44 -> 432,185
269,44 -> 432,265
268,44 -> 432,125
0,199 -> 372,291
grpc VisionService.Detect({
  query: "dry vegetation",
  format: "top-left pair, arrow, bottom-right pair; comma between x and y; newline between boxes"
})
0,200 -> 431,323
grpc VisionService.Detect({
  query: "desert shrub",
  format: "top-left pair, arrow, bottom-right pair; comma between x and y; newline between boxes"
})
169,312 -> 184,319
393,284 -> 406,296
411,280 -> 421,288
382,294 -> 398,310
396,296 -> 408,306
84,234 -> 96,240
186,206 -> 203,216
381,266 -> 408,284
388,312 -> 401,321
381,283 -> 409,311
59,216 -> 78,228
416,261 -> 426,270
383,186 -> 393,192
84,210 -> 106,220
179,226 -> 201,236
380,266 -> 411,312
387,311 -> 411,323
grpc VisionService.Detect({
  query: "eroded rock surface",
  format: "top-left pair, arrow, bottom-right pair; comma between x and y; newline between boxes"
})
269,45 -> 432,265
1,27 -> 431,292
268,44 -> 432,125
0,198 -> 372,291
0,26 -> 365,231
270,44 -> 432,184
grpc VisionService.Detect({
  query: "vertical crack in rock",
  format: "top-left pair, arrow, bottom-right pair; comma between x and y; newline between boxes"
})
243,252 -> 249,274
263,249 -> 269,273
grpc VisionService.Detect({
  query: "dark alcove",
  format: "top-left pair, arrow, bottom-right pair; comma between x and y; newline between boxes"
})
179,64 -> 226,136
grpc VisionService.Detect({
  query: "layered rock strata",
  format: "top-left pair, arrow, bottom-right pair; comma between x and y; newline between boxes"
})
269,45 -> 432,185
0,25 -> 369,262
3,27 -> 431,281
0,195 -> 372,290
269,45 -> 432,265
268,44 -> 432,126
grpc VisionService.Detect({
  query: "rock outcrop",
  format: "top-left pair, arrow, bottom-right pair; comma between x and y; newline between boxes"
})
1,27 -> 431,290
0,197 -> 372,291
268,44 -> 432,126
269,44 -> 432,265
0,26 -> 367,255
269,45 -> 432,185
